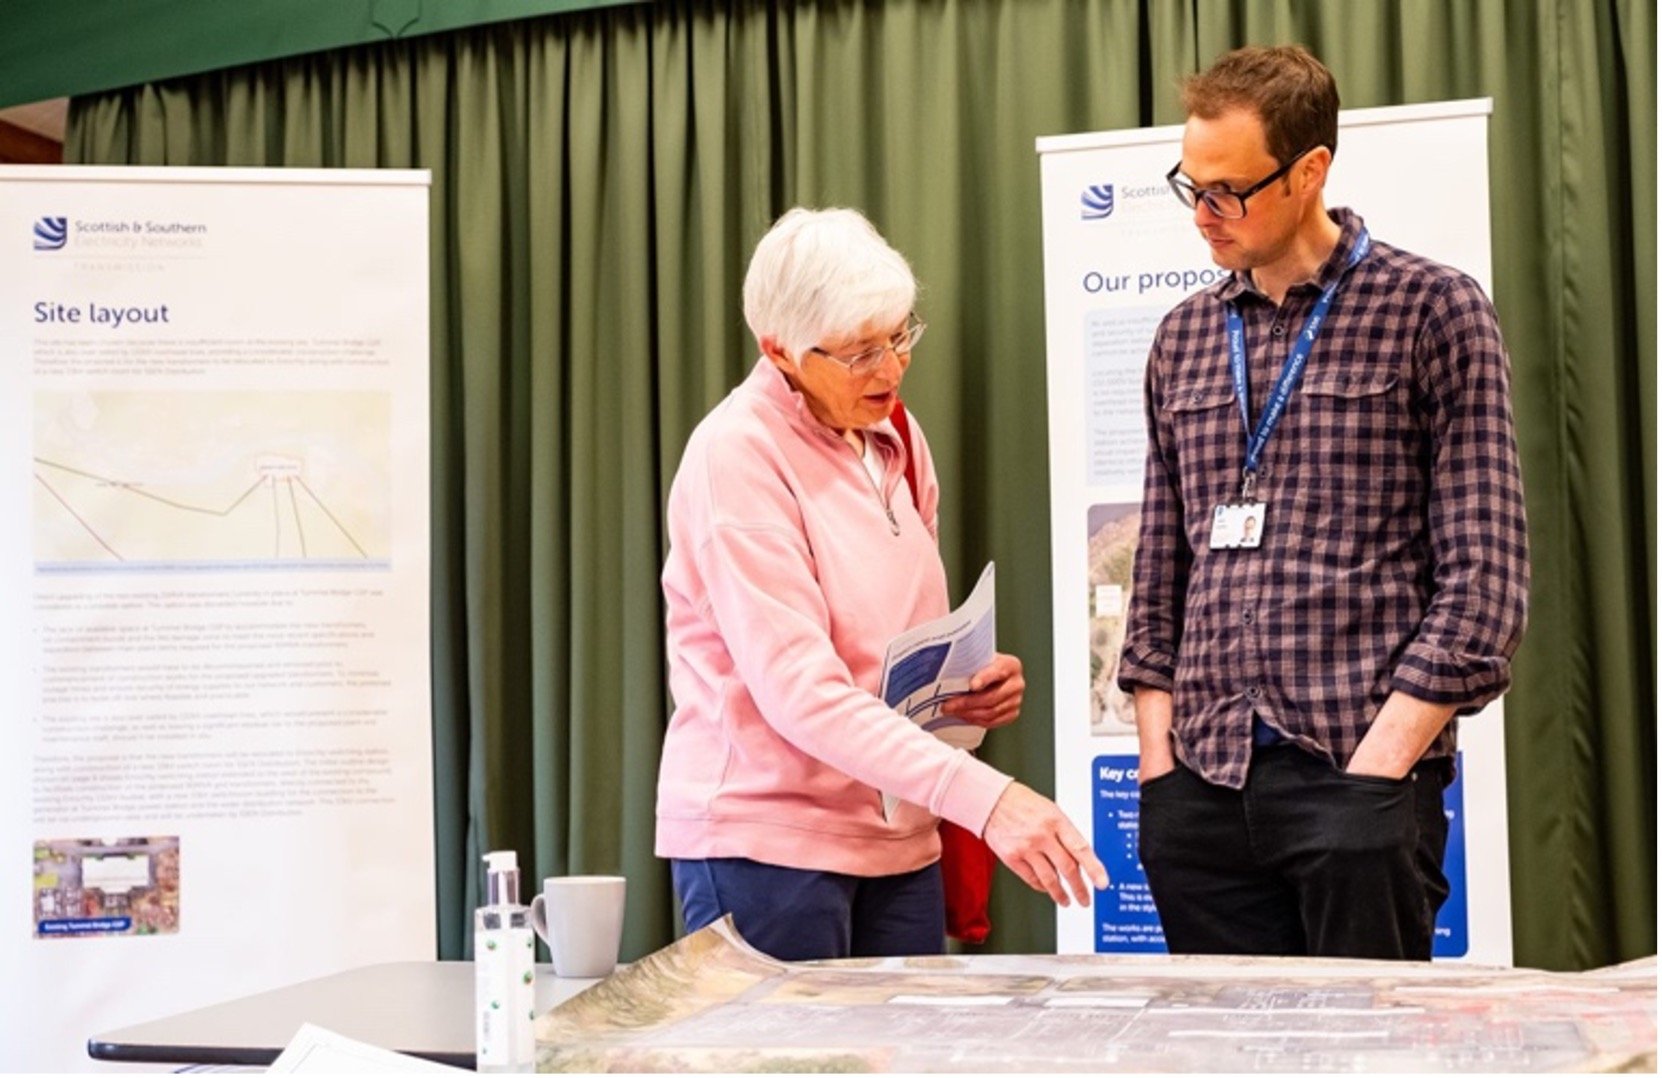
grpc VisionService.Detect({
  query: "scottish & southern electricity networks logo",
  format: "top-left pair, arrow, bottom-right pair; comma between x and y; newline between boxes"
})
33,217 -> 68,251
1079,185 -> 1115,221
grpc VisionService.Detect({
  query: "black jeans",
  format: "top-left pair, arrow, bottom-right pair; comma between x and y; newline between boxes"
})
1138,742 -> 1452,959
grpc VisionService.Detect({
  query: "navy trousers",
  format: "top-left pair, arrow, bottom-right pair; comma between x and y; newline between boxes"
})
671,857 -> 945,961
1138,742 -> 1452,959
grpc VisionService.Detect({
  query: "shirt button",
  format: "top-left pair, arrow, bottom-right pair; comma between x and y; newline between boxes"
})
1246,685 -> 1261,700
1271,325 -> 1285,337
1242,609 -> 1254,624
1190,390 -> 1203,403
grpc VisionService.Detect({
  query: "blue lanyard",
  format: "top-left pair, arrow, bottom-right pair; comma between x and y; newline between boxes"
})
1225,228 -> 1370,499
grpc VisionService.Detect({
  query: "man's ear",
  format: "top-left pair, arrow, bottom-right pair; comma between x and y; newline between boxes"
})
759,335 -> 795,373
1298,145 -> 1333,196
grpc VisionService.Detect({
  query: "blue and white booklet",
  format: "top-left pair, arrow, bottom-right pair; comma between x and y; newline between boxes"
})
879,562 -> 996,820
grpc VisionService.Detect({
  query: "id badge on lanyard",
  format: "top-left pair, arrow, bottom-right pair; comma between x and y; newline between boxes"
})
1209,230 -> 1370,552
1209,500 -> 1265,550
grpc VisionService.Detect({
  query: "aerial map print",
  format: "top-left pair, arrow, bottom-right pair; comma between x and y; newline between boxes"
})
536,918 -> 1655,1072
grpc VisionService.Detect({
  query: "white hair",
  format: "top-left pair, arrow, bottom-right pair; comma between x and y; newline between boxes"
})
742,207 -> 917,363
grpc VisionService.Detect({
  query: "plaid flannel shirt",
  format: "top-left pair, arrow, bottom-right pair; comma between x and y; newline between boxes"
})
1118,209 -> 1529,789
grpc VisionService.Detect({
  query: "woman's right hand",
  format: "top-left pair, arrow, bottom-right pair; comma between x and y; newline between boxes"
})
981,783 -> 1109,906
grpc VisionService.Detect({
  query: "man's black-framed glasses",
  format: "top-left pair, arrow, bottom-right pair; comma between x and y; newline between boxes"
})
810,317 -> 927,375
1165,145 -> 1321,220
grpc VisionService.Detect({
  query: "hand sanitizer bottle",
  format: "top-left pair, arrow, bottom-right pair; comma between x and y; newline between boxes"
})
475,850 -> 535,1073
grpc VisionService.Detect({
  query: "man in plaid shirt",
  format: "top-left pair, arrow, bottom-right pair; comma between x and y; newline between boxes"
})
1118,45 -> 1529,959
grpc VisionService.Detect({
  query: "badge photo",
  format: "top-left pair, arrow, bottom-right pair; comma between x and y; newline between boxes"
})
1209,502 -> 1265,550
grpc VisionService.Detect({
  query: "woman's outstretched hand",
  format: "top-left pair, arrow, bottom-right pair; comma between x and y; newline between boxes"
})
981,782 -> 1109,906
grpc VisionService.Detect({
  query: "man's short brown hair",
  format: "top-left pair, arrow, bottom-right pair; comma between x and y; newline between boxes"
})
1182,45 -> 1340,164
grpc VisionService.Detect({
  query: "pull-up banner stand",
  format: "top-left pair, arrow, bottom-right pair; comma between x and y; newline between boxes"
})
1037,102 -> 1513,964
0,166 -> 435,1071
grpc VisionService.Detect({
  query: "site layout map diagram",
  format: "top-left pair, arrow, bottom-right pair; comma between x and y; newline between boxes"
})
536,919 -> 1656,1072
33,391 -> 391,570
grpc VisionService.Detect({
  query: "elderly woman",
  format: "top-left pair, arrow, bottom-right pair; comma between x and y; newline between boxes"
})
655,207 -> 1106,961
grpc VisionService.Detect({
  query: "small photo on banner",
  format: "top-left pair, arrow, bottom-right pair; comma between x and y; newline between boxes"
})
1090,753 -> 1471,957
1086,503 -> 1139,736
34,835 -> 181,937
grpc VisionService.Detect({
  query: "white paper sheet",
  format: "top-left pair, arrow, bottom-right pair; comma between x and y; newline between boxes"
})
267,1023 -> 465,1073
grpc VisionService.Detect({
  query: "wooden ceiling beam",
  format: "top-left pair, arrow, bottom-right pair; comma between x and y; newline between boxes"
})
0,117 -> 62,164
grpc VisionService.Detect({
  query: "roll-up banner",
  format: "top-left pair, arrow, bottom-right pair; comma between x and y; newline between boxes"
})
0,166 -> 435,1070
1037,102 -> 1513,964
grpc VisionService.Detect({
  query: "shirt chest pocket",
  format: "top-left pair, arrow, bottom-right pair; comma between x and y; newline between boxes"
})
1167,383 -> 1237,415
1162,383 -> 1238,485
1298,369 -> 1403,440
1300,369 -> 1398,406
1296,369 -> 1415,495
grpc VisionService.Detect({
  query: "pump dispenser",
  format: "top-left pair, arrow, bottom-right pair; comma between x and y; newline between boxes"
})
475,850 -> 535,1073
483,850 -> 522,906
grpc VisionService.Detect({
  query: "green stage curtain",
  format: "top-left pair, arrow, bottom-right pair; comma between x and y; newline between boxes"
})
68,0 -> 1654,969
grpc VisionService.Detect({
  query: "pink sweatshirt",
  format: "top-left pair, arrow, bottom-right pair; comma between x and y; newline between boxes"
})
655,359 -> 1013,876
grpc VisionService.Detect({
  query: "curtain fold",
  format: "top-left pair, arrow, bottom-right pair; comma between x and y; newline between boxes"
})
67,0 -> 1654,969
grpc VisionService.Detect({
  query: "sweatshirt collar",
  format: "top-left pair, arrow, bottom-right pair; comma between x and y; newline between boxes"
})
743,356 -> 901,449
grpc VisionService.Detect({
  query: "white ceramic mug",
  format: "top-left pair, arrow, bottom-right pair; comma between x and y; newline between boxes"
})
528,875 -> 626,978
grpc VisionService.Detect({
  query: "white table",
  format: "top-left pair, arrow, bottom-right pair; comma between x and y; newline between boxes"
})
87,961 -> 601,1068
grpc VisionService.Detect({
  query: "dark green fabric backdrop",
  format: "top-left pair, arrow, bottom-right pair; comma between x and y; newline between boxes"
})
67,0 -> 1654,970
0,0 -> 644,108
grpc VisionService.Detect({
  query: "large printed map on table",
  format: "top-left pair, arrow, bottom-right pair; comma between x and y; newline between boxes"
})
535,918 -> 1655,1072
